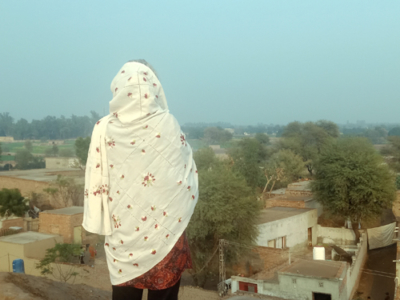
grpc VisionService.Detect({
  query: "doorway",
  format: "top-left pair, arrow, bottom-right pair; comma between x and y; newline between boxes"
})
308,227 -> 312,246
73,226 -> 82,244
313,292 -> 331,300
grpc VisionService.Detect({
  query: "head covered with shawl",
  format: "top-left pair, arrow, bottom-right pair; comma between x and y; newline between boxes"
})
82,60 -> 198,285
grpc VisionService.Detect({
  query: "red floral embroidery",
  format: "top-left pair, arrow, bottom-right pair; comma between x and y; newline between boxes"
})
127,204 -> 132,209
153,83 -> 157,87
121,70 -> 125,73
180,134 -> 187,146
128,93 -> 132,97
112,214 -> 121,228
130,140 -> 136,145
163,211 -> 168,216
144,236 -> 148,241
151,249 -> 156,255
144,94 -> 148,99
192,195 -> 195,200
96,163 -> 100,168
105,243 -> 109,247
141,216 -> 147,221
151,205 -> 156,211
107,137 -> 116,148
128,77 -> 132,81
109,197 -> 113,202
84,189 -> 88,198
133,263 -> 139,267
142,173 -> 155,187
135,226 -> 140,231
96,121 -> 101,125
115,88 -> 118,92
156,133 -> 161,138
96,147 -> 100,153
143,77 -> 147,82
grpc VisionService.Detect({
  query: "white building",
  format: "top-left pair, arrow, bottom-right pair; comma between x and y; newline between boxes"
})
256,207 -> 318,250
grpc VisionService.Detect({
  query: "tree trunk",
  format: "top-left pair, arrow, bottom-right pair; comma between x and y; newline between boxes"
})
351,220 -> 360,243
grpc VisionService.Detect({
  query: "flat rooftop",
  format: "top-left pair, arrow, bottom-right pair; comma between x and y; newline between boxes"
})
287,180 -> 312,191
42,206 -> 83,215
0,231 -> 60,244
280,259 -> 345,279
271,194 -> 314,202
258,207 -> 315,224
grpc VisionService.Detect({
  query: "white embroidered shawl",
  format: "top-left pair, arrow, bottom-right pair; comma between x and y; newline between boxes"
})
82,61 -> 198,285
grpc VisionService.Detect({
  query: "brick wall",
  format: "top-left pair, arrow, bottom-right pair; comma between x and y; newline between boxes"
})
265,198 -> 305,209
39,213 -> 83,244
0,176 -> 49,197
1,217 -> 24,229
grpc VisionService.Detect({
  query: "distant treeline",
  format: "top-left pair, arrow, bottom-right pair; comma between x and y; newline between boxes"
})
0,112 -> 101,140
182,122 -> 400,144
0,111 -> 399,143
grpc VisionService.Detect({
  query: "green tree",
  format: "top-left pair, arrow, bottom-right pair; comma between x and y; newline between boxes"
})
36,243 -> 81,283
24,140 -> 33,152
254,133 -> 270,145
0,188 -> 28,217
268,149 -> 305,184
15,149 -> 34,169
279,121 -> 339,175
228,138 -> 267,189
381,136 -> 400,172
74,137 -> 91,166
311,138 -> 396,228
203,127 -> 232,145
389,127 -> 400,137
193,147 -> 219,171
0,112 -> 14,137
187,159 -> 261,287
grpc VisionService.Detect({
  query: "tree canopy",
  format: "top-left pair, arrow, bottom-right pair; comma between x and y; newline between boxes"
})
279,120 -> 339,175
0,188 -> 28,217
311,137 -> 396,223
189,148 -> 261,287
0,111 -> 100,140
228,137 -> 267,189
74,137 -> 91,166
203,127 -> 233,145
381,136 -> 400,172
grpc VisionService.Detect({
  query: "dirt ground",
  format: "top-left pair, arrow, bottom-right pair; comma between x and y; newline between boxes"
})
0,272 -> 111,300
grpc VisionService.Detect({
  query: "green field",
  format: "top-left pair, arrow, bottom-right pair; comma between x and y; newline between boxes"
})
1,140 -> 76,156
0,155 -> 15,161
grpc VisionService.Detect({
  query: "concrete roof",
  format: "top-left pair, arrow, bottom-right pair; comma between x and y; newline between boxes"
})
257,207 -> 315,224
280,259 -> 345,279
270,188 -> 286,195
286,180 -> 312,191
42,206 -> 83,215
271,194 -> 314,202
0,231 -> 60,244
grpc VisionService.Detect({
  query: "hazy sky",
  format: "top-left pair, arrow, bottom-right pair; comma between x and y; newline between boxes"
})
1,1 -> 399,125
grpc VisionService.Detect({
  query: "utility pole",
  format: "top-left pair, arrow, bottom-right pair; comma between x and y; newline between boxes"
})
218,239 -> 226,296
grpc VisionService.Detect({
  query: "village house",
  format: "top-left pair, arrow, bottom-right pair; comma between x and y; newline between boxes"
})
231,232 -> 368,300
39,206 -> 84,244
257,207 -> 318,250
267,180 -> 323,217
0,231 -> 63,273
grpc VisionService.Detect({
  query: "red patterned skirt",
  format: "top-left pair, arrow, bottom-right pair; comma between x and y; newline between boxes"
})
117,232 -> 192,290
